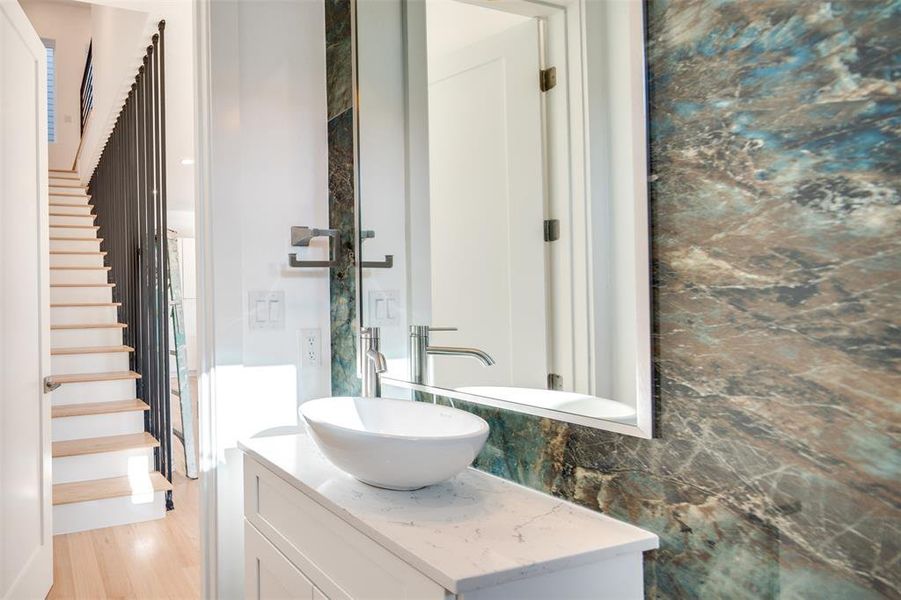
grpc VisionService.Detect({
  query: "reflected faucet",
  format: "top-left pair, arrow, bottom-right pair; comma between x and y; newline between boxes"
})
409,325 -> 496,385
361,327 -> 387,398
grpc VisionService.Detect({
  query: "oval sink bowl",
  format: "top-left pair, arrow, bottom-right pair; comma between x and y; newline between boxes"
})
299,397 -> 489,491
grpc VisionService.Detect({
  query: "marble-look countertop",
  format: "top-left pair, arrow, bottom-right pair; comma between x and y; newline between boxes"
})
239,434 -> 658,593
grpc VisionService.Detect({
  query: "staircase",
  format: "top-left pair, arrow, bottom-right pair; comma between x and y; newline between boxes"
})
48,168 -> 171,535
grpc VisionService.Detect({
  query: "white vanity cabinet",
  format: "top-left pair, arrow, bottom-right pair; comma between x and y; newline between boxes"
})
241,435 -> 658,600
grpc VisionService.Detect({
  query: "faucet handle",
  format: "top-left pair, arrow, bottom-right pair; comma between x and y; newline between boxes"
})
409,325 -> 458,337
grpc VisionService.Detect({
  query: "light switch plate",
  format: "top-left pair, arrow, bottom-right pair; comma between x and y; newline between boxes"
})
248,290 -> 286,330
368,290 -> 400,326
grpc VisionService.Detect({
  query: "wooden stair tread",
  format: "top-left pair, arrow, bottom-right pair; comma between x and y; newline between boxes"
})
50,284 -> 114,289
53,471 -> 171,506
48,370 -> 141,385
52,345 -> 134,355
50,266 -> 110,271
50,237 -> 103,241
50,224 -> 99,229
49,202 -> 93,208
51,302 -> 121,307
51,323 -> 127,330
49,212 -> 96,218
52,399 -> 149,419
50,251 -> 106,255
52,432 -> 158,458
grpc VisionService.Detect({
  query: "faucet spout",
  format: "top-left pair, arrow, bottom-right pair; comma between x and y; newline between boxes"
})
361,327 -> 386,398
426,345 -> 496,367
366,348 -> 388,373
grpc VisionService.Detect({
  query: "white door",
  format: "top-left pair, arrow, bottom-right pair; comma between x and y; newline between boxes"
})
427,18 -> 548,390
0,1 -> 53,598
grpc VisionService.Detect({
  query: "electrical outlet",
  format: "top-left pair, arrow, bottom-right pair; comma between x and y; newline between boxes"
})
300,328 -> 321,367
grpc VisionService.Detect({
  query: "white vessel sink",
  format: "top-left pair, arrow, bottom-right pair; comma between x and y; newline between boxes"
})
457,386 -> 637,422
299,397 -> 489,491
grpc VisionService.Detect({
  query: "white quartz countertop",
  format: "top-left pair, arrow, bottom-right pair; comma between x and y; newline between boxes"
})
239,433 -> 658,594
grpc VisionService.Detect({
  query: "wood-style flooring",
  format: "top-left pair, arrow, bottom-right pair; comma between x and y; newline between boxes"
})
47,472 -> 200,599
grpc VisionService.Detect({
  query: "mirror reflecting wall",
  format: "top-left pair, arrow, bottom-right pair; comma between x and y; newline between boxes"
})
356,0 -> 653,437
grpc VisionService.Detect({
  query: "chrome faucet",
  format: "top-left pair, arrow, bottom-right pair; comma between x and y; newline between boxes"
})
361,327 -> 387,398
409,325 -> 495,385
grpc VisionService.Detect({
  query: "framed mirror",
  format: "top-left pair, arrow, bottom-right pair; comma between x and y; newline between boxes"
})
354,0 -> 653,438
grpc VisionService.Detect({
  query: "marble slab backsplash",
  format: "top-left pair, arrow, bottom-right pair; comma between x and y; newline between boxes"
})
326,0 -> 359,397
329,0 -> 900,597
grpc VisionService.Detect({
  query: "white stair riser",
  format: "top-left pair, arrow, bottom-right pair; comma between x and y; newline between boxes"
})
52,412 -> 145,441
53,490 -> 166,535
49,188 -> 86,196
50,253 -> 105,268
51,305 -> 119,324
52,352 -> 131,374
53,447 -> 154,484
51,378 -> 135,405
50,238 -> 102,252
48,197 -> 91,208
50,214 -> 95,226
49,226 -> 98,239
50,285 -> 112,303
50,269 -> 109,285
51,326 -> 123,347
48,204 -> 92,215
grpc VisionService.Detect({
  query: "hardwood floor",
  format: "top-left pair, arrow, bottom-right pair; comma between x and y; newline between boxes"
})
47,472 -> 200,599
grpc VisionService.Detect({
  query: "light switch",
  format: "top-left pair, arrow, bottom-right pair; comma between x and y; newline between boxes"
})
248,291 -> 286,330
368,290 -> 400,327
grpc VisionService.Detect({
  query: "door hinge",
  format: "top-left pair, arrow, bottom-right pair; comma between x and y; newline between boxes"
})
544,219 -> 560,242
547,373 -> 563,390
539,67 -> 557,92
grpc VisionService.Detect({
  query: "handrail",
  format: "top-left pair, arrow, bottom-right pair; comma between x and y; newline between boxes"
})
79,42 -> 93,134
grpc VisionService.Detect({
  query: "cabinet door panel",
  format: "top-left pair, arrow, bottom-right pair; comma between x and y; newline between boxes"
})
244,456 -> 448,600
246,520 -> 315,600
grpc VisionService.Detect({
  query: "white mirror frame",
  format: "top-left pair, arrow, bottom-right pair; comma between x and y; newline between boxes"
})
358,0 -> 654,438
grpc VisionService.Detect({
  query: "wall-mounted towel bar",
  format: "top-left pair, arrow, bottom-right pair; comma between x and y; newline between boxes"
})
288,226 -> 394,269
359,230 -> 394,269
288,226 -> 340,268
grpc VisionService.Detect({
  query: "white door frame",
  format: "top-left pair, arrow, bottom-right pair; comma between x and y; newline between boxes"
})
192,0 -> 219,597
0,1 -> 53,597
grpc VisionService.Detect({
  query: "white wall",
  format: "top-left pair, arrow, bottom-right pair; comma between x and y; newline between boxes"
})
205,1 -> 331,595
73,0 -> 195,213
77,2 -> 149,179
19,0 -> 91,170
356,0 -> 410,376
586,0 -> 651,409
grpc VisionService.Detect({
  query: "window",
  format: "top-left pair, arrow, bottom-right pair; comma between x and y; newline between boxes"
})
43,39 -> 55,143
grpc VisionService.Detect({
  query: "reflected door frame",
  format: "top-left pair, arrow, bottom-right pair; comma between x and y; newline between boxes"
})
400,0 -> 654,439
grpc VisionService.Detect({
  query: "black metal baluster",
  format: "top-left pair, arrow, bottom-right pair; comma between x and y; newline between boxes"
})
89,23 -> 173,509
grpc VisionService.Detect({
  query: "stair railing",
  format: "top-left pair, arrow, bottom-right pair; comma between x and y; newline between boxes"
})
89,21 -> 173,509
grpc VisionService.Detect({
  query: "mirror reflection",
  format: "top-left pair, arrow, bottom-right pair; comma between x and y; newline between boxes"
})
357,0 -> 653,436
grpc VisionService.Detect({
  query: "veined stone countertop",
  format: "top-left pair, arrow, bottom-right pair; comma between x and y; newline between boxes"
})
239,433 -> 658,593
